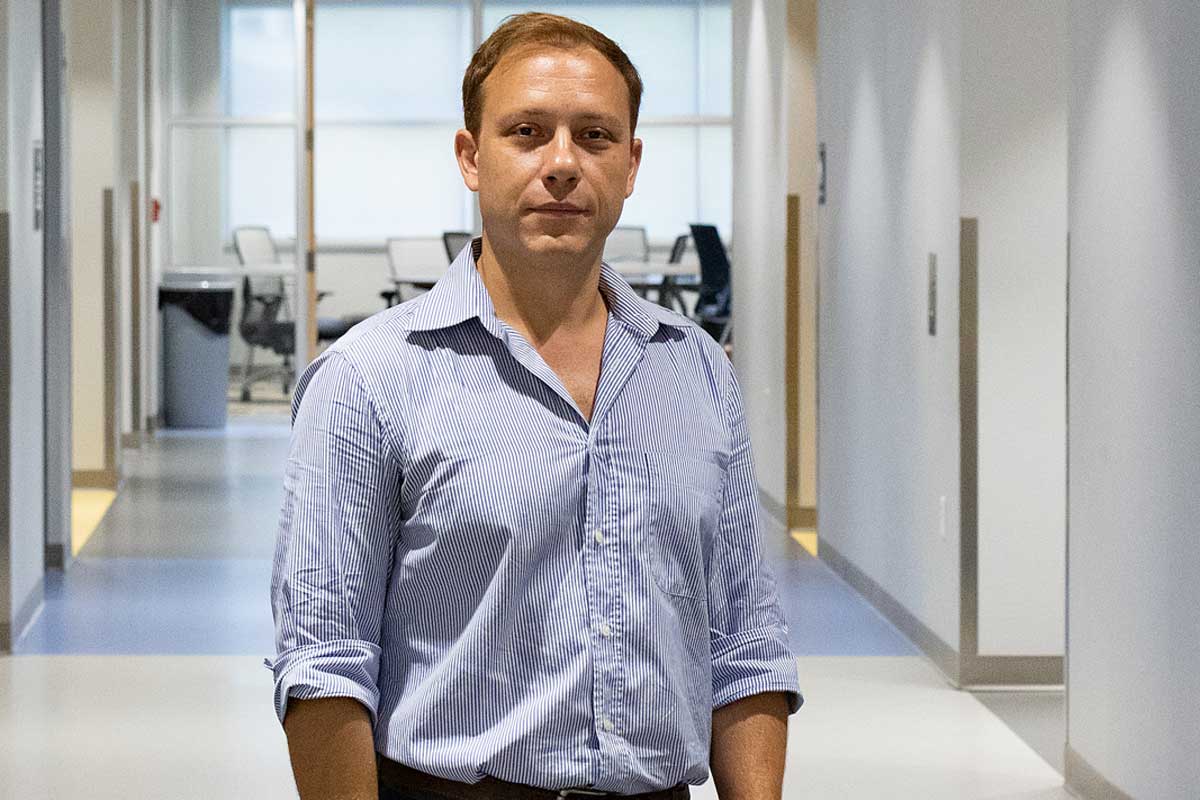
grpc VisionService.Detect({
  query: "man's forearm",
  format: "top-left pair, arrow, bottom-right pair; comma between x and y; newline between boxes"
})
709,692 -> 789,800
283,696 -> 378,800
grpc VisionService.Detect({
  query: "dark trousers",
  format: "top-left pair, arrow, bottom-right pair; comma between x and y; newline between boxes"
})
378,779 -> 454,800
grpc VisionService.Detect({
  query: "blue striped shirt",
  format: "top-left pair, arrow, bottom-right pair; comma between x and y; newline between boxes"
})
267,239 -> 801,793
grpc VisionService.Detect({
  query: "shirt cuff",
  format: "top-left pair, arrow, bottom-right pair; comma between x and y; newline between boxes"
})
265,639 -> 383,727
711,630 -> 803,714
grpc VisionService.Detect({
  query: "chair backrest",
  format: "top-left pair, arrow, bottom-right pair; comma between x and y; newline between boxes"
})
385,237 -> 447,282
668,233 -> 690,264
688,223 -> 731,310
233,226 -> 288,303
238,275 -> 293,348
603,225 -> 649,262
442,231 -> 474,263
233,226 -> 279,266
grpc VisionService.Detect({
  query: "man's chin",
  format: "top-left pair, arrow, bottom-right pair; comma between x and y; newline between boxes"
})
521,231 -> 598,259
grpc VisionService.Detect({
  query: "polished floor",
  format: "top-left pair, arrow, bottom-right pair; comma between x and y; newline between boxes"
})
2,414 -> 1070,798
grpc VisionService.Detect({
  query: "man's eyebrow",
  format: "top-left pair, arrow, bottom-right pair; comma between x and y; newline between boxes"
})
498,109 -> 625,128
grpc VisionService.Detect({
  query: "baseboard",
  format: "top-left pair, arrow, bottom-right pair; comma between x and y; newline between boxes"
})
1064,744 -> 1133,799
757,486 -> 788,541
819,538 -> 961,685
792,505 -> 816,528
73,469 -> 120,490
960,654 -> 1063,687
758,488 -> 787,531
1,573 -> 45,653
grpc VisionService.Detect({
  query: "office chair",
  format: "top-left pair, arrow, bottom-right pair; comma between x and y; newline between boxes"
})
669,233 -> 690,263
382,237 -> 448,307
657,232 -> 700,313
236,273 -> 295,401
443,231 -> 474,263
688,223 -> 733,346
232,226 -> 358,400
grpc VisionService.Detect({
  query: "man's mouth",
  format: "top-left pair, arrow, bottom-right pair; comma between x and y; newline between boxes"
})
531,203 -> 587,217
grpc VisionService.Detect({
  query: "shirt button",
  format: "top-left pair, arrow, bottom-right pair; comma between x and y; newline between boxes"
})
599,622 -> 612,638
594,530 -> 605,545
602,719 -> 615,733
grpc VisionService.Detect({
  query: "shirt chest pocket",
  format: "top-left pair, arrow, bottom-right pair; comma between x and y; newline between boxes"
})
643,450 -> 727,599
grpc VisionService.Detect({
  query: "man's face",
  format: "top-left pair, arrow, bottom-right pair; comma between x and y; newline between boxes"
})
456,45 -> 643,264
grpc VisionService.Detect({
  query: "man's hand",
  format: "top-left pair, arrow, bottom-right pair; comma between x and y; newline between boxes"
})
283,696 -> 378,799
709,692 -> 789,800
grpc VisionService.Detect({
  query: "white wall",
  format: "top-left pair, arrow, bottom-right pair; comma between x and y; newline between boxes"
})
67,0 -> 116,473
732,0 -> 788,511
1,0 -> 46,645
816,0 -> 963,650
1067,1 -> 1200,795
961,0 -> 1067,657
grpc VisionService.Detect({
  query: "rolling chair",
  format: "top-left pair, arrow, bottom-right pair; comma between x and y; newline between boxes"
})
669,233 -> 690,263
658,232 -> 699,313
382,237 -> 449,308
236,272 -> 295,402
232,226 -> 358,400
688,223 -> 733,347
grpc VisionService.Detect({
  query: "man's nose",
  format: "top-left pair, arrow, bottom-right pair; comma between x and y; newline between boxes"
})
543,128 -> 580,186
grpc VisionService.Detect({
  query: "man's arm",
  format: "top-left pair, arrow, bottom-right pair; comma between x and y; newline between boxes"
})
284,697 -> 378,799
705,365 -> 802,799
710,692 -> 790,800
267,351 -> 404,795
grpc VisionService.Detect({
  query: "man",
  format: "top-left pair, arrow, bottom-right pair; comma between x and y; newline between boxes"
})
267,12 -> 802,800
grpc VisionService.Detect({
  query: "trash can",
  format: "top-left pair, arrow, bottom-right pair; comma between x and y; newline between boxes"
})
159,276 -> 236,429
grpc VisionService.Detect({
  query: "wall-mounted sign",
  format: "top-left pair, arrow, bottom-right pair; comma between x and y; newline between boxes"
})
33,141 -> 44,232
928,252 -> 938,336
818,142 -> 827,206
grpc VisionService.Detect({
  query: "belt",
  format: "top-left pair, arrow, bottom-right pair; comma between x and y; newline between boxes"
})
376,754 -> 691,800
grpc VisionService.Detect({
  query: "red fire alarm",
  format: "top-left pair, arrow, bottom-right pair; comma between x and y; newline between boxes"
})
150,197 -> 162,223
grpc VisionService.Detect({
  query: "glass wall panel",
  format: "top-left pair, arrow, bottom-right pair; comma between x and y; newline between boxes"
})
170,125 -> 295,264
315,125 -> 468,239
167,1 -> 729,248
483,1 -> 702,117
170,126 -> 226,264
698,0 -> 732,116
228,126 -> 297,238
169,0 -> 226,117
229,3 -> 297,117
697,124 -> 732,237
315,2 -> 472,121
618,125 -> 698,243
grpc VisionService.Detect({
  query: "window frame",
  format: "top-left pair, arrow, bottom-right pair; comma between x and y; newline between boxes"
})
161,0 -> 731,264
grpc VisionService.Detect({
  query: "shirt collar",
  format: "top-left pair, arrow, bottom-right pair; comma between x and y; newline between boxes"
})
404,236 -> 687,341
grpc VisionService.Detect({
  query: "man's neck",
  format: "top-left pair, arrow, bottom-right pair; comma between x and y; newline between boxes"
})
475,234 -> 609,347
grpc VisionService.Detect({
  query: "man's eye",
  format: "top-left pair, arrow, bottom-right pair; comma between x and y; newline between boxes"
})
516,126 -> 536,136
583,130 -> 609,141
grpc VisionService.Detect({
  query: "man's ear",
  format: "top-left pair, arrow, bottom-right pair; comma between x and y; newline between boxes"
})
625,136 -> 643,198
455,129 -> 480,192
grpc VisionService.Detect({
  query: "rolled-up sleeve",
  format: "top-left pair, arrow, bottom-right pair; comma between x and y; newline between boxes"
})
707,367 -> 803,714
265,350 -> 402,727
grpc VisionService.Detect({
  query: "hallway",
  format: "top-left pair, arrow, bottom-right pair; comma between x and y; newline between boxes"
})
1,420 -> 1069,798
